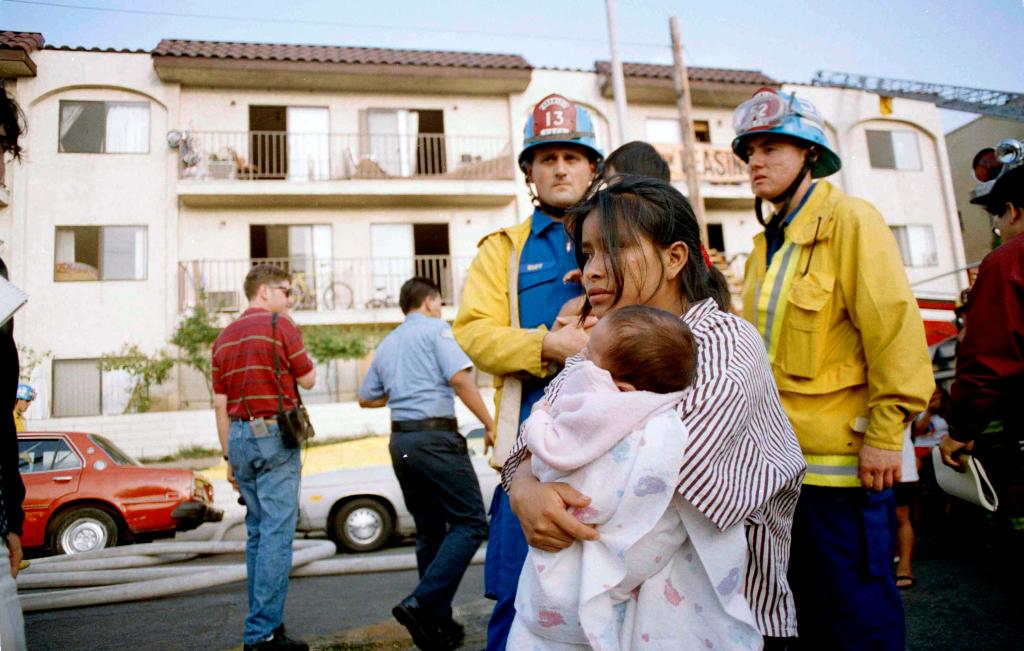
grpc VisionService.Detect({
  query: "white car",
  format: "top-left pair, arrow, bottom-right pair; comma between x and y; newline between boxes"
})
297,426 -> 501,552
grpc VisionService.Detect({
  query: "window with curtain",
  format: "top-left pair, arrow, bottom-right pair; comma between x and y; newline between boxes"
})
891,224 -> 938,267
59,100 -> 150,153
866,129 -> 922,170
367,109 -> 420,177
54,226 -> 147,281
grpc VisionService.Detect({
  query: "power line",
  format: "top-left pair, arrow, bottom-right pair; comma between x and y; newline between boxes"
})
3,0 -> 672,51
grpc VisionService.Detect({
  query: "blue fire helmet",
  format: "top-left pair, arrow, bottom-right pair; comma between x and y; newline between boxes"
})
731,87 -> 841,179
16,384 -> 36,402
518,93 -> 604,173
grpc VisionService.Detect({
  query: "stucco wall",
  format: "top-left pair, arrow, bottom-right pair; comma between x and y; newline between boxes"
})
945,116 -> 1024,263
6,50 -> 180,361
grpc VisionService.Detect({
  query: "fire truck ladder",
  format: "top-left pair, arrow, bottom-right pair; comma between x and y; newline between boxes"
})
811,71 -> 1024,122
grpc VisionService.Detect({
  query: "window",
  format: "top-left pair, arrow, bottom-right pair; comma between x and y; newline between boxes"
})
51,359 -> 132,417
706,224 -> 725,252
18,438 -> 82,474
54,226 -> 147,281
365,109 -> 447,177
248,106 -> 331,180
645,118 -> 711,144
59,100 -> 150,153
89,434 -> 141,466
866,129 -> 921,170
891,225 -> 938,267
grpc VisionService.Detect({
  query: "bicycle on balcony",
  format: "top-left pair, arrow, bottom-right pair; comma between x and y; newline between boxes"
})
291,271 -> 355,311
365,286 -> 400,310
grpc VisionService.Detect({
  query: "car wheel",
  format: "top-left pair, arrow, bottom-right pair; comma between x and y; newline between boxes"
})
330,498 -> 393,553
49,507 -> 119,555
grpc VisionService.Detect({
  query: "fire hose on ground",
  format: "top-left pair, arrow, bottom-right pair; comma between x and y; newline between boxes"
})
17,516 -> 486,612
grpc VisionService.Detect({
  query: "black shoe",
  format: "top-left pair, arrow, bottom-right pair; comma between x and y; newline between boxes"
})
242,629 -> 309,651
392,597 -> 448,650
439,617 -> 465,648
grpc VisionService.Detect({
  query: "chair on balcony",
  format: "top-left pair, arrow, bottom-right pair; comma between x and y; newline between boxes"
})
342,147 -> 389,179
226,147 -> 259,179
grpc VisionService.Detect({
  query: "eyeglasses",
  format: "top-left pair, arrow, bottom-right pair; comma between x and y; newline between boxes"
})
269,285 -> 293,298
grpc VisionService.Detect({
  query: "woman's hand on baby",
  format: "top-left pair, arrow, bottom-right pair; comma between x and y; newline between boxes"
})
509,468 -> 599,552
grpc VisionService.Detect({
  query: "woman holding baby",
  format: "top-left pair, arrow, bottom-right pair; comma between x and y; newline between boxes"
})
500,175 -> 805,650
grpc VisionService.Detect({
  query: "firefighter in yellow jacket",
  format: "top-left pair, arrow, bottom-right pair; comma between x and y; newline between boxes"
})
734,88 -> 933,650
453,93 -> 600,650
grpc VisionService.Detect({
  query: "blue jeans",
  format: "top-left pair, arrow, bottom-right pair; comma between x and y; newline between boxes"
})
389,429 -> 487,620
228,420 -> 301,644
789,486 -> 904,650
484,485 -> 528,651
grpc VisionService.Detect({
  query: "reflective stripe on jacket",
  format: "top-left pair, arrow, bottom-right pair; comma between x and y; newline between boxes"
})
453,218 -> 552,469
741,181 -> 934,487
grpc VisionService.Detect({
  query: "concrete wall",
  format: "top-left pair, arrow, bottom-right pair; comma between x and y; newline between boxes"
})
945,116 -> 1024,264
23,388 -> 495,459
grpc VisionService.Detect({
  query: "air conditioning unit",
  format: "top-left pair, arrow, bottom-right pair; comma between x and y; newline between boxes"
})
206,291 -> 241,312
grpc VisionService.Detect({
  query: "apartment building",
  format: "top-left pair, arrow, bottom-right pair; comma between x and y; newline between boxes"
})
0,32 -> 966,417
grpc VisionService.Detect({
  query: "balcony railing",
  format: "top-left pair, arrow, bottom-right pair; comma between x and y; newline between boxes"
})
652,143 -> 749,184
178,256 -> 474,314
178,131 -> 515,182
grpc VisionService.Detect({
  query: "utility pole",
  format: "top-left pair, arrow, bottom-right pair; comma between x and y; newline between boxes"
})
669,15 -> 707,244
606,0 -> 629,146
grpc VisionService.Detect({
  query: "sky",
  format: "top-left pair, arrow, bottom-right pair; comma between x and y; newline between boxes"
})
3,0 -> 1023,132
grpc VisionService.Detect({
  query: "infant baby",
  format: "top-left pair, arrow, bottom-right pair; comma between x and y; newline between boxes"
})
525,304 -> 696,472
510,305 -> 762,650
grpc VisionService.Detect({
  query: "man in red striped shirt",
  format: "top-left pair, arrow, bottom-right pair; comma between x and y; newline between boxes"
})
212,264 -> 315,651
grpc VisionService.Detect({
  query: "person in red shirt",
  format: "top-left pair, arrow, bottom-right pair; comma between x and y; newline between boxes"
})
212,264 -> 315,651
942,143 -> 1024,533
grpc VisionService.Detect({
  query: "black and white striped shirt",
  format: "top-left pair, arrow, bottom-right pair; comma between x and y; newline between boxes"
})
502,298 -> 806,637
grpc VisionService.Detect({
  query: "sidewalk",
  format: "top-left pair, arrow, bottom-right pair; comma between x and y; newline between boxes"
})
307,598 -> 491,651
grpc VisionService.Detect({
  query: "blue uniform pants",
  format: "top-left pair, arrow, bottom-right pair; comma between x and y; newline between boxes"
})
228,420 -> 301,644
389,429 -> 487,620
484,485 -> 529,651
789,485 -> 905,650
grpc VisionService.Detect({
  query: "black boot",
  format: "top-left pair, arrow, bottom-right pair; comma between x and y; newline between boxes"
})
392,596 -> 449,650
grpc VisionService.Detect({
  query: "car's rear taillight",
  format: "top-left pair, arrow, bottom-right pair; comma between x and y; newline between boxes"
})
193,474 -> 214,502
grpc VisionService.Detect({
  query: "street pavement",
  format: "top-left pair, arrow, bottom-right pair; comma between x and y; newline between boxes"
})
23,505 -> 1024,650
21,439 -> 1024,650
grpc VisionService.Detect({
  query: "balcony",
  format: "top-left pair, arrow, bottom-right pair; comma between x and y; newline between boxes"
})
176,131 -> 517,208
178,255 -> 474,325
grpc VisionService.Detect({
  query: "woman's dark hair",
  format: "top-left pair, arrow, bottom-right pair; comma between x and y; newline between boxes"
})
603,141 -> 670,182
704,265 -> 733,312
0,90 -> 26,160
566,175 -> 719,315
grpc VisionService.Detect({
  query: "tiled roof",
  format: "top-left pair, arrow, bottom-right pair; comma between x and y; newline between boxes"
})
43,45 -> 149,54
595,61 -> 776,85
0,31 -> 44,52
153,39 -> 532,71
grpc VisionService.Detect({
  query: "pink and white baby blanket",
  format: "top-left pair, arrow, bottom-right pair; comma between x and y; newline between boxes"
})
509,361 -> 762,650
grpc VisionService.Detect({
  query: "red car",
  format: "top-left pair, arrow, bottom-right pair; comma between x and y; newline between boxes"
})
17,431 -> 222,555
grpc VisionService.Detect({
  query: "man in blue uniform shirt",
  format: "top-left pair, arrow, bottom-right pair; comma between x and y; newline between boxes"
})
360,277 -> 493,650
